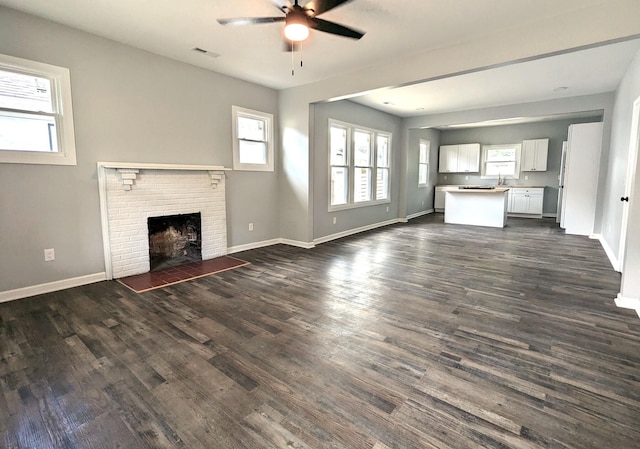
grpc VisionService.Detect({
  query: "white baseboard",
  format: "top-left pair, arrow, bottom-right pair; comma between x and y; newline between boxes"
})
508,213 -> 543,218
313,218 -> 403,245
0,272 -> 107,303
542,213 -> 558,218
231,215 -> 429,252
615,293 -> 640,318
227,238 -> 315,254
278,238 -> 316,249
407,209 -> 434,220
590,233 -> 620,272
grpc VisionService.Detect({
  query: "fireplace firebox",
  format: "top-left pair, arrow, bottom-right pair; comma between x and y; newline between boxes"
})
148,213 -> 202,271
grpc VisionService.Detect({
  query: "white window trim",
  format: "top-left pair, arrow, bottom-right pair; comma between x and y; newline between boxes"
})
0,53 -> 77,165
328,119 -> 392,212
375,133 -> 391,201
480,143 -> 522,180
232,105 -> 274,172
418,139 -> 430,187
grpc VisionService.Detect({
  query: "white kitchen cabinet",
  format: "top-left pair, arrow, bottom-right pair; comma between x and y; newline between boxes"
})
508,187 -> 544,217
435,186 -> 446,210
458,143 -> 480,173
434,185 -> 457,211
438,143 -> 480,173
521,139 -> 549,171
438,145 -> 459,173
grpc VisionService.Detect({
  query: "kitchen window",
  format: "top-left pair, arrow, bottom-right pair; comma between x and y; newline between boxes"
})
481,144 -> 521,179
0,53 -> 77,165
329,119 -> 391,210
418,139 -> 430,186
232,105 -> 274,171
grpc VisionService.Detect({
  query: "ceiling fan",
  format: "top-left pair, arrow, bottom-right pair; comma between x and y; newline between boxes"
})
217,0 -> 365,44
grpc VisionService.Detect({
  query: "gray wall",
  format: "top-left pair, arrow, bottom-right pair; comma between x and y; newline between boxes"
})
312,100 -> 402,240
435,117 -> 602,215
406,128 -> 441,215
0,8 -> 279,292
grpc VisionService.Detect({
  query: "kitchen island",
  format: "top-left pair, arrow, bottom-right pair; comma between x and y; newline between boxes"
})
444,187 -> 510,228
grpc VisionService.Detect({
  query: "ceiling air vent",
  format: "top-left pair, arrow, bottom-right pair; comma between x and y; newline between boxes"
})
192,47 -> 220,58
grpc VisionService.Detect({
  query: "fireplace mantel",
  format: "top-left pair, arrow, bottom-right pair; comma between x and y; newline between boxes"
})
97,162 -> 232,171
97,162 -> 230,280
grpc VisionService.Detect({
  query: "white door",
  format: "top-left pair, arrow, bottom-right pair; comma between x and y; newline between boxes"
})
618,96 -> 640,272
557,141 -> 567,224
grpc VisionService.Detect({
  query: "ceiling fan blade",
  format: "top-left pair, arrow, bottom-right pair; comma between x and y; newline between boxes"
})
309,17 -> 365,39
217,17 -> 285,26
305,0 -> 355,16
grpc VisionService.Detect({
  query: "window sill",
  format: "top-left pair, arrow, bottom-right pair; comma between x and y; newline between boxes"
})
0,149 -> 77,165
329,199 -> 391,212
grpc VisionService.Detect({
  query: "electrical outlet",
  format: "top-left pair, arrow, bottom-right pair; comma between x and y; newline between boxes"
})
44,248 -> 55,262
465,175 -> 469,180
422,200 -> 425,206
248,223 -> 254,231
444,175 -> 447,180
386,206 -> 389,212
333,217 -> 337,224
525,175 -> 529,180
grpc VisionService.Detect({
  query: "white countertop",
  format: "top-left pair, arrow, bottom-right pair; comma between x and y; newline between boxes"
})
447,187 -> 510,193
437,184 -> 544,189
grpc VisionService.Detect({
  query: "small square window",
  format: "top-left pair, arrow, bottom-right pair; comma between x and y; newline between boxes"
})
0,53 -> 76,165
232,106 -> 274,171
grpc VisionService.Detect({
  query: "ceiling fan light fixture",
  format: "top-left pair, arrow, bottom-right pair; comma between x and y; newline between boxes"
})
284,12 -> 310,41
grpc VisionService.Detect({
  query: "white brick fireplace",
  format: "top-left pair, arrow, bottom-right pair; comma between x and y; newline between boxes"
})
97,162 -> 230,279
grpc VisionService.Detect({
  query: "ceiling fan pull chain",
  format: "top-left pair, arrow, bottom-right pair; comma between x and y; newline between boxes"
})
291,41 -> 295,76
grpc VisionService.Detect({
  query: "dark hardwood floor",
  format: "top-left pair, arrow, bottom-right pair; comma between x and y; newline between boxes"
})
2,214 -> 640,449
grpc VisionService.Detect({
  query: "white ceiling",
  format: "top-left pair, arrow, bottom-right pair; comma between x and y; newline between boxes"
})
1,0 -> 640,119
351,39 -> 640,117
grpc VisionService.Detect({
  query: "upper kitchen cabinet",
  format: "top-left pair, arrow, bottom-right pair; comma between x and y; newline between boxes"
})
438,143 -> 480,173
521,138 -> 549,171
458,144 -> 480,172
439,145 -> 459,173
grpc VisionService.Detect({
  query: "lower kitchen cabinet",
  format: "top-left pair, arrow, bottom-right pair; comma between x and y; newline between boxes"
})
508,187 -> 543,217
435,188 -> 445,211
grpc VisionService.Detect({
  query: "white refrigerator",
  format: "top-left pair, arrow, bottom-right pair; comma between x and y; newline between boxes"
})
560,122 -> 603,235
